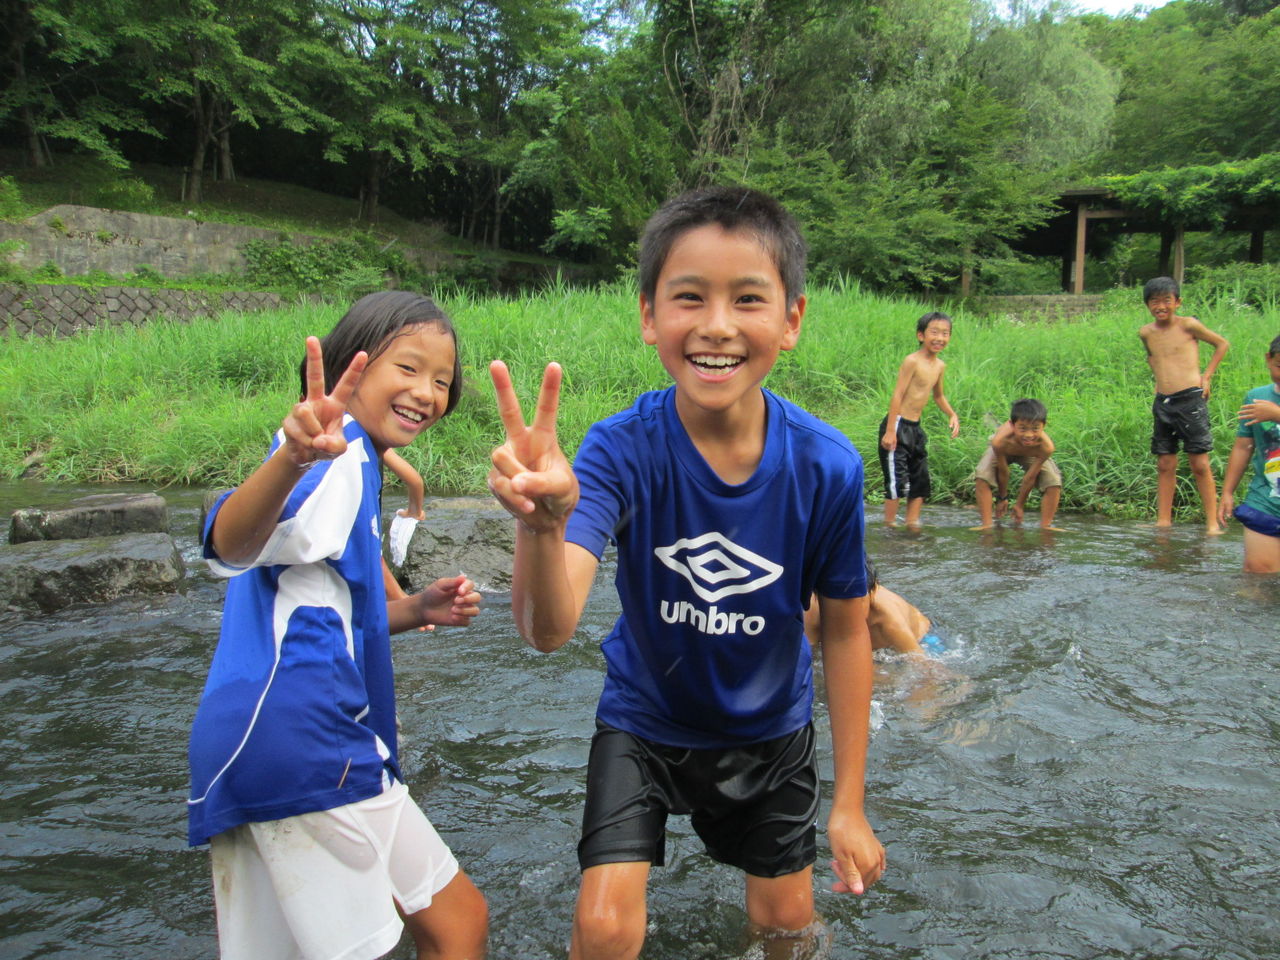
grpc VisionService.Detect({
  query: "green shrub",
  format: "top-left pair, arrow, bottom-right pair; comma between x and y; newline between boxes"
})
1186,262 -> 1280,309
128,264 -> 165,285
90,177 -> 156,209
31,260 -> 64,282
241,233 -> 424,295
0,176 -> 23,220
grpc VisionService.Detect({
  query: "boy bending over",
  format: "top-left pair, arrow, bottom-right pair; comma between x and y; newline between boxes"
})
488,187 -> 884,959
972,398 -> 1062,530
1139,277 -> 1229,534
1218,334 -> 1280,572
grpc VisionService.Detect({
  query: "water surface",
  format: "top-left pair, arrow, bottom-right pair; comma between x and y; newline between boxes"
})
1,486 -> 1276,959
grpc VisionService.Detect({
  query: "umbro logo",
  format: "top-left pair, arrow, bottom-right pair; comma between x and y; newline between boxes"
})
653,532 -> 782,603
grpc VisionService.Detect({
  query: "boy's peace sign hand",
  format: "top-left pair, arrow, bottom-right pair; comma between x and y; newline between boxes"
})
282,336 -> 368,468
488,360 -> 579,530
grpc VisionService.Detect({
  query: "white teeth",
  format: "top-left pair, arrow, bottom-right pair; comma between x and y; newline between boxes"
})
394,406 -> 424,423
690,354 -> 742,368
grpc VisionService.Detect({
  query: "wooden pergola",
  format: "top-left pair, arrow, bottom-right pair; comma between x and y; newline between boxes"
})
1003,186 -> 1278,294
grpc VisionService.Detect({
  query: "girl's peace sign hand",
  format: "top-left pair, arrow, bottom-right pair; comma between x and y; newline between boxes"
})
488,360 -> 578,529
281,336 -> 368,468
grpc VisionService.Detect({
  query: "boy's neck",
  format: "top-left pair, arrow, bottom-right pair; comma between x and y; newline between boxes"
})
674,387 -> 768,485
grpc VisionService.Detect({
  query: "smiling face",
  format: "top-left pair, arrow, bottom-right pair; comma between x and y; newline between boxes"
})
640,224 -> 803,425
347,323 -> 456,453
1145,292 -> 1181,325
917,318 -> 952,355
1011,417 -> 1047,448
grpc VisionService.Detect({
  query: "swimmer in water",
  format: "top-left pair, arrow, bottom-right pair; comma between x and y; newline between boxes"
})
806,557 -> 940,659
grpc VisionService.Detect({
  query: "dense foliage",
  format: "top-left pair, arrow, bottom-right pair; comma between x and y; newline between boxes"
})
2,0 -> 1277,290
2,285 -> 1277,524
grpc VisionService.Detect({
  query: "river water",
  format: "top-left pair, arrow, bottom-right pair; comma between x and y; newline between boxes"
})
1,484 -> 1277,960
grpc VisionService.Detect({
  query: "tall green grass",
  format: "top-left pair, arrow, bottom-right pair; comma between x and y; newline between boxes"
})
1,283 -> 1276,518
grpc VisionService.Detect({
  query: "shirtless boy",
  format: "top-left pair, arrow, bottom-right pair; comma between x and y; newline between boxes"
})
972,397 -> 1062,530
879,312 -> 960,526
805,558 -> 941,659
1138,277 -> 1230,534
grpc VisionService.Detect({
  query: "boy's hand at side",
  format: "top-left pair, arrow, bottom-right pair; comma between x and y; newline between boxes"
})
283,336 -> 368,468
880,428 -> 897,451
489,361 -> 579,530
828,807 -> 886,895
947,412 -> 960,439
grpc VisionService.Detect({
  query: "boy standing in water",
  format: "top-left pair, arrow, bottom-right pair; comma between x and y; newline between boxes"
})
879,312 -> 960,527
1138,277 -> 1229,534
971,398 -> 1063,530
488,187 -> 884,959
1218,334 -> 1280,572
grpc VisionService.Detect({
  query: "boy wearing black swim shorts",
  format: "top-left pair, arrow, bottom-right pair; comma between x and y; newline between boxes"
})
878,312 -> 960,527
488,188 -> 884,959
1138,277 -> 1230,534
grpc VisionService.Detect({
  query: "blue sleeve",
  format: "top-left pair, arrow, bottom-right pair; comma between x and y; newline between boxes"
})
809,452 -> 868,600
564,422 -> 626,559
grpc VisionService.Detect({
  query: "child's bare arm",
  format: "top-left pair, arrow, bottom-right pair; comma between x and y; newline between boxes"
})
212,338 -> 367,566
932,367 -> 960,437
1189,319 -> 1230,396
489,361 -> 596,651
382,449 -> 426,519
817,593 -> 885,895
388,574 -> 481,632
1218,436 -> 1254,527
881,356 -> 916,450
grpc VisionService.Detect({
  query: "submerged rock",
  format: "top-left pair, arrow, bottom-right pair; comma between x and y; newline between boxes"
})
0,532 -> 185,613
392,497 -> 516,592
9,492 -> 169,543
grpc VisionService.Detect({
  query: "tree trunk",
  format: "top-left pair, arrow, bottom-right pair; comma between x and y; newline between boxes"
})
22,105 -> 46,167
216,122 -> 236,182
361,150 -> 384,223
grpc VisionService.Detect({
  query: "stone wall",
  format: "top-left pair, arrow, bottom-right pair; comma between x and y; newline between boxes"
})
0,204 -> 305,276
967,294 -> 1106,321
0,282 -> 294,337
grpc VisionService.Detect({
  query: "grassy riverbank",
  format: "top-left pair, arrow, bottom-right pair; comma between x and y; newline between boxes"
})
2,283 -> 1276,519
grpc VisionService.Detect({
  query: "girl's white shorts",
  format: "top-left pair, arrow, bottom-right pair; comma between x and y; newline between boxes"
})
209,780 -> 459,960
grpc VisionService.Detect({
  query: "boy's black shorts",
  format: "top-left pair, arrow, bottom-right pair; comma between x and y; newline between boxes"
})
1151,387 -> 1213,455
577,720 -> 818,879
878,415 -> 931,501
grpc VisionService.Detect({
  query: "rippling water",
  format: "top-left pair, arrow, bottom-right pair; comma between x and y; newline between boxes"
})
1,484 -> 1277,959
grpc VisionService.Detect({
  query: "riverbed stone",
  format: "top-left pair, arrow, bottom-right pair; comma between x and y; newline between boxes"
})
9,492 -> 170,543
392,497 -> 516,592
0,532 -> 185,613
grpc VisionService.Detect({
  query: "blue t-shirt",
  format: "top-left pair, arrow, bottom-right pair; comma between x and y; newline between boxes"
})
187,417 -> 399,846
566,387 -> 868,749
1237,383 -> 1280,519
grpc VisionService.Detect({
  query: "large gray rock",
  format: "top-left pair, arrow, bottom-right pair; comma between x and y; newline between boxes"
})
10,492 -> 169,543
0,533 -> 185,612
392,498 -> 516,592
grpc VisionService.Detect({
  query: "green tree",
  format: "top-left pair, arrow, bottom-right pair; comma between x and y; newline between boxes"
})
1,0 -> 157,167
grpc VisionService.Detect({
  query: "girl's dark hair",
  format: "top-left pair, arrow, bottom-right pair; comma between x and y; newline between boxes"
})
864,554 -> 879,593
300,291 -> 463,417
638,186 -> 807,308
1269,333 -> 1280,356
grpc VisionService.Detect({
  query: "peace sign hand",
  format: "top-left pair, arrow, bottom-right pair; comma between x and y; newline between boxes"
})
281,336 -> 368,468
488,360 -> 579,531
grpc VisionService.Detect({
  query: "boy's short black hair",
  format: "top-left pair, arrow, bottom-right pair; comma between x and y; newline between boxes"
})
301,291 -> 463,417
638,186 -> 806,308
917,311 -> 952,335
1010,397 -> 1048,424
1143,276 -> 1180,303
1269,334 -> 1280,356
864,554 -> 879,593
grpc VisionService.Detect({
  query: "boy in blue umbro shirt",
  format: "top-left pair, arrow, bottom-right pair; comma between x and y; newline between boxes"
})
488,187 -> 884,959
1218,333 -> 1280,572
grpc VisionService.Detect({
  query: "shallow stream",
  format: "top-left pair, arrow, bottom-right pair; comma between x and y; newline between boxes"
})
1,484 -> 1276,959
